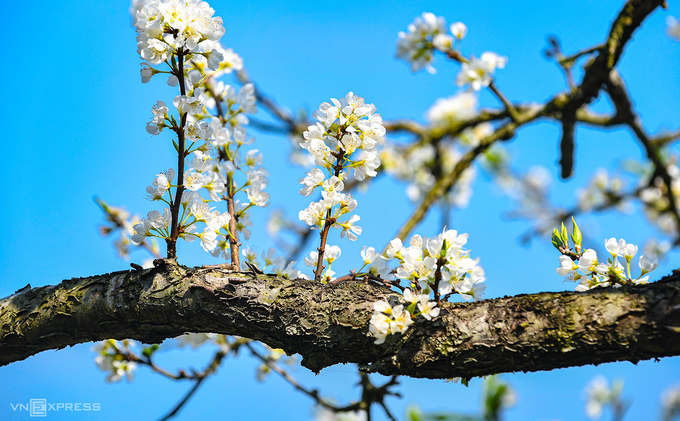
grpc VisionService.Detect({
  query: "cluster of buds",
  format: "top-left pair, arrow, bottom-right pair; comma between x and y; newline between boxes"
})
553,218 -> 658,291
134,0 -> 225,84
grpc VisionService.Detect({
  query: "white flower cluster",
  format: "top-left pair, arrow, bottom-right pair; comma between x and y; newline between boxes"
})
456,52 -> 507,91
132,81 -> 266,258
97,199 -> 152,260
132,0 -> 243,82
304,245 -> 342,280
298,92 -> 384,281
396,13 -> 506,91
385,229 -> 485,300
369,289 -> 440,344
92,340 -> 138,383
379,91 -> 495,209
577,160 -> 680,236
301,92 -> 384,181
396,13 -> 467,74
134,0 -> 225,67
175,332 -> 232,354
130,0 -> 267,264
556,237 -> 658,291
131,208 -> 172,245
367,228 -> 484,344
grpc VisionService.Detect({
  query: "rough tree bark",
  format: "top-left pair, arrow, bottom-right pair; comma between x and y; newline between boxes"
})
2,261 -> 679,379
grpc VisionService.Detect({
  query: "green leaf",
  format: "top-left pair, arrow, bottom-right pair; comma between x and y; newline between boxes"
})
551,228 -> 563,249
570,217 -> 582,247
560,222 -> 569,248
142,344 -> 159,359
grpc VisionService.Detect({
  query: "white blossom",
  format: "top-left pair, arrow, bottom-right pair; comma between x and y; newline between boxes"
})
450,22 -> 467,40
456,52 -> 507,91
396,12 -> 447,73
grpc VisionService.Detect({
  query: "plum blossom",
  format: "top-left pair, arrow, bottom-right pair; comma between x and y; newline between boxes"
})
555,231 -> 658,291
396,12 -> 447,73
299,93 -> 384,278
145,168 -> 174,200
457,52 -> 507,91
450,22 -> 467,40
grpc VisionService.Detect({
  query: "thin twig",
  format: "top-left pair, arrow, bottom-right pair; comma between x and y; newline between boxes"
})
157,378 -> 206,421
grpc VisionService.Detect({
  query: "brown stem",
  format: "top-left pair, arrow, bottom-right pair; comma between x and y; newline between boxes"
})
226,178 -> 241,269
314,149 -> 345,281
167,49 -> 188,260
432,257 -> 444,304
314,211 -> 333,281
489,81 -> 519,122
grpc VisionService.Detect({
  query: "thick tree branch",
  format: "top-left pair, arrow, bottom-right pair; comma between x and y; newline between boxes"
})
557,0 -> 665,178
2,263 -> 680,379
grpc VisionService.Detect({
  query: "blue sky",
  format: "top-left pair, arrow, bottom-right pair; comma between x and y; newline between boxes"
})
1,1 -> 680,420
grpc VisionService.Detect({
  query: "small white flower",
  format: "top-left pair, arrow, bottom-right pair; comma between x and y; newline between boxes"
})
304,250 -> 319,267
456,52 -> 507,91
140,63 -> 155,83
417,298 -> 440,320
639,255 -> 659,275
450,22 -> 467,40
605,237 -> 625,257
426,93 -> 478,128
324,245 -> 341,264
403,288 -> 418,304
361,246 -> 379,266
557,255 -> 577,277
578,249 -> 599,273
206,48 -> 224,70
622,243 -> 638,261
396,12 -> 447,73
373,299 -> 392,313
299,168 -> 325,196
432,34 -> 453,51
338,215 -> 362,241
